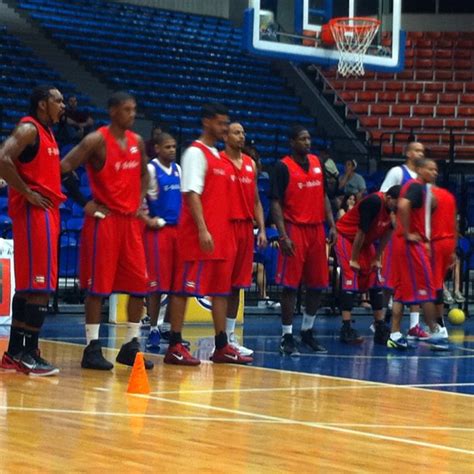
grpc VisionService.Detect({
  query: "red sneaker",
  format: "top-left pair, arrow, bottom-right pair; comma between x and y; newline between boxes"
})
164,343 -> 201,366
0,352 -> 27,373
211,344 -> 253,364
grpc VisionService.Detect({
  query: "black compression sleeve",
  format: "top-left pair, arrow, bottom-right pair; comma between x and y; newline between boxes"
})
359,195 -> 383,233
62,172 -> 88,207
404,183 -> 424,209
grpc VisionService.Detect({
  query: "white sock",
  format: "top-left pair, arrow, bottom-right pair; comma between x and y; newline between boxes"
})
160,322 -> 171,332
85,324 -> 100,345
301,313 -> 316,331
150,325 -> 158,332
409,312 -> 419,328
226,317 -> 236,336
390,331 -> 402,341
282,324 -> 293,336
126,322 -> 141,342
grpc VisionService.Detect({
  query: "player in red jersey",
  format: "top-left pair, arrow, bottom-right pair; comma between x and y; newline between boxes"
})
387,159 -> 444,349
61,92 -> 153,370
335,186 -> 400,345
430,185 -> 457,339
164,103 -> 252,366
271,125 -> 337,356
220,123 -> 267,356
0,86 -> 65,376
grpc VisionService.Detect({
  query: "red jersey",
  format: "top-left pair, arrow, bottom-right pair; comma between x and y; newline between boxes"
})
337,192 -> 392,244
179,141 -> 233,261
282,154 -> 325,225
431,186 -> 456,240
396,179 -> 429,240
87,126 -> 142,215
9,116 -> 65,216
221,151 -> 255,221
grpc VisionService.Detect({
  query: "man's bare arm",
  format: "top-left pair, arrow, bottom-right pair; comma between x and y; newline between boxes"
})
60,131 -> 102,174
186,191 -> 213,253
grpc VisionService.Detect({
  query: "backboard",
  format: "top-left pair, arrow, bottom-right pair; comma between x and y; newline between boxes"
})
243,0 -> 405,72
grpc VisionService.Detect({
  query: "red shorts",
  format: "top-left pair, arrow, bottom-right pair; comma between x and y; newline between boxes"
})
229,220 -> 254,289
276,222 -> 328,289
392,235 -> 435,304
431,238 -> 456,292
172,258 -> 232,297
335,236 -> 382,292
12,205 -> 60,293
143,225 -> 178,293
380,238 -> 394,290
80,214 -> 148,296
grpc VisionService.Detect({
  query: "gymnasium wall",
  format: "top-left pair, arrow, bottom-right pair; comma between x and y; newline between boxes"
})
383,14 -> 474,32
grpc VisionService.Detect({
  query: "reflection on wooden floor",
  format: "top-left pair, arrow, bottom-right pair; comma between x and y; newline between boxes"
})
0,340 -> 473,472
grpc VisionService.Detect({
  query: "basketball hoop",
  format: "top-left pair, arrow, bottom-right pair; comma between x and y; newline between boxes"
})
328,17 -> 381,77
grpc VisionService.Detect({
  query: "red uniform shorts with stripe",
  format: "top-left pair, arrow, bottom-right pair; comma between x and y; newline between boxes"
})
276,222 -> 328,289
392,235 -> 435,304
80,214 -> 148,296
431,238 -> 456,292
380,238 -> 394,290
12,205 -> 60,293
143,225 -> 179,294
335,235 -> 382,292
230,220 -> 254,289
172,258 -> 232,297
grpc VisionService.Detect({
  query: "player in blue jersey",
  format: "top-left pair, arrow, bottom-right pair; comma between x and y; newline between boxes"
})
142,133 -> 183,349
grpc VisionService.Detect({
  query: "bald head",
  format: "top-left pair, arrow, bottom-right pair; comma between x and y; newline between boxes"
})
225,122 -> 246,151
405,141 -> 425,166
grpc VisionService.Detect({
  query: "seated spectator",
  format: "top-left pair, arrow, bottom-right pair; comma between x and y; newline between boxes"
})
145,125 -> 163,159
337,193 -> 356,220
338,159 -> 366,201
58,95 -> 94,145
320,149 -> 339,215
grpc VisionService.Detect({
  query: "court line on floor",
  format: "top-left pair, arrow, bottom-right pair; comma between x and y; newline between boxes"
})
42,340 -> 474,398
137,393 -> 474,456
315,423 -> 474,431
0,406 -> 286,423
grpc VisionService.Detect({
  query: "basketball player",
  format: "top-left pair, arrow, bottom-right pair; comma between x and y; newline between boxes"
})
430,184 -> 457,339
0,86 -> 65,376
271,125 -> 337,356
388,159 -> 443,349
380,141 -> 428,339
61,92 -> 153,370
335,186 -> 400,345
220,123 -> 267,356
142,133 -> 182,349
164,103 -> 253,365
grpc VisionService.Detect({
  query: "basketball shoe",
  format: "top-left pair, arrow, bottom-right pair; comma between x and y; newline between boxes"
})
373,320 -> 391,345
0,352 -> 26,373
164,343 -> 200,366
18,350 -> 60,376
82,340 -> 114,370
228,332 -> 254,356
116,338 -> 154,370
300,329 -> 327,353
211,344 -> 253,364
407,324 -> 430,340
279,333 -> 300,356
387,335 -> 408,350
340,323 -> 364,344
159,329 -> 190,348
146,329 -> 161,350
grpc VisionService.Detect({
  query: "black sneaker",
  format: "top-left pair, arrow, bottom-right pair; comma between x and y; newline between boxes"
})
81,340 -> 114,370
300,329 -> 327,353
116,338 -> 154,370
340,323 -> 364,344
373,320 -> 391,345
19,350 -> 60,376
159,329 -> 190,348
279,334 -> 300,356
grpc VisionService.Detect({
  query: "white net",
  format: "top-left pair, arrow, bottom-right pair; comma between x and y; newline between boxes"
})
329,17 -> 380,77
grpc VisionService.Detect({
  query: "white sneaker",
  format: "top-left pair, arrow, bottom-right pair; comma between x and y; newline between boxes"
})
426,324 -> 449,341
257,298 -> 281,310
453,291 -> 466,303
443,289 -> 454,305
228,333 -> 254,356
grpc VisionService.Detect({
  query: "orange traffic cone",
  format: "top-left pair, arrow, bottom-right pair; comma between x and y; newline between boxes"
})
127,352 -> 150,394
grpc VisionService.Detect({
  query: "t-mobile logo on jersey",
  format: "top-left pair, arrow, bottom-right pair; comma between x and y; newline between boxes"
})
129,146 -> 139,154
115,160 -> 140,171
297,180 -> 321,189
47,147 -> 59,156
213,168 -> 226,176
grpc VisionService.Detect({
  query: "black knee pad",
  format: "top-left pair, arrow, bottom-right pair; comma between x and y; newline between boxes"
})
25,304 -> 48,329
369,288 -> 384,311
12,295 -> 27,323
340,291 -> 355,311
435,289 -> 443,305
